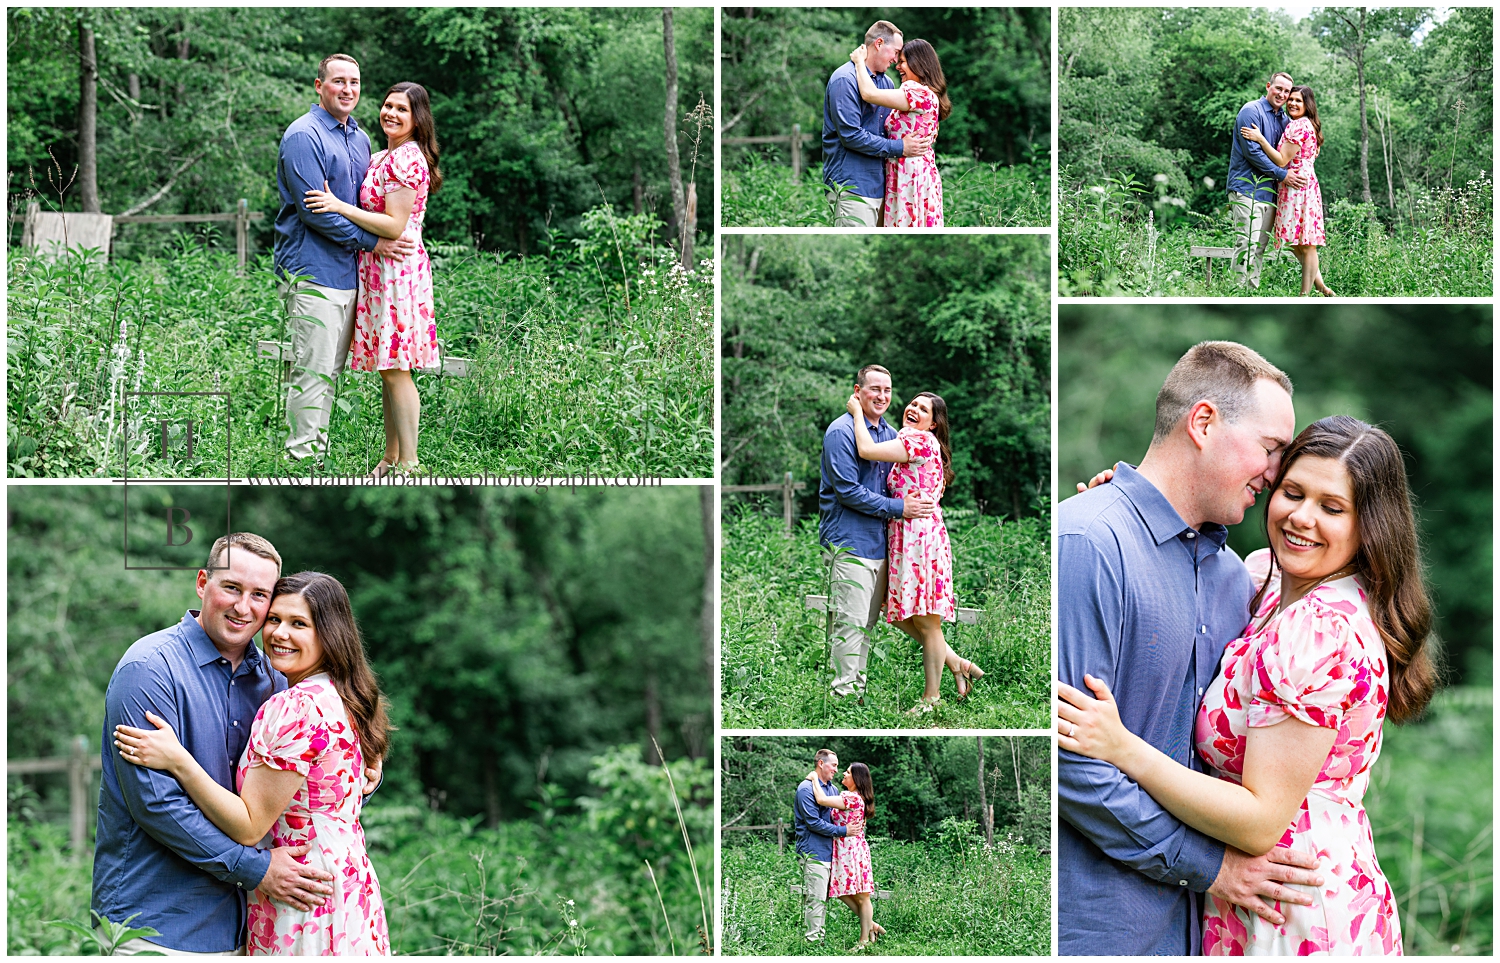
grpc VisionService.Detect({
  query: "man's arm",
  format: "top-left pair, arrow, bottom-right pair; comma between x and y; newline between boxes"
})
828,74 -> 904,161
1235,104 -> 1288,182
794,782 -> 847,839
280,130 -> 379,252
825,427 -> 904,519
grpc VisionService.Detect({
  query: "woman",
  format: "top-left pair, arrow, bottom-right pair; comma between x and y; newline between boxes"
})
306,83 -> 442,477
1058,416 -> 1436,955
849,40 -> 950,227
807,762 -> 885,950
115,572 -> 393,956
846,391 -> 983,710
1241,86 -> 1334,297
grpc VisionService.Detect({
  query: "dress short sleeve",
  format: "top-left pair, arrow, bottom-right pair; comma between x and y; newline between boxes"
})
248,686 -> 330,776
901,81 -> 937,113
898,427 -> 937,464
386,143 -> 429,193
1246,596 -> 1371,731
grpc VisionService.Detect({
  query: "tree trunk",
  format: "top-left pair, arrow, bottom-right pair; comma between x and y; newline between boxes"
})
699,485 -> 715,687
633,160 -> 644,215
977,737 -> 993,847
77,18 -> 100,212
481,747 -> 504,827
1009,736 -> 1023,805
1356,10 -> 1372,205
662,8 -> 688,268
645,669 -> 662,764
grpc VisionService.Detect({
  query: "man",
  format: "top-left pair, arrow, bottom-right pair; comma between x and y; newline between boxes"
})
92,533 -> 377,954
818,365 -> 934,698
793,748 -> 848,942
820,21 -> 934,228
1227,72 -> 1310,288
274,54 -> 413,463
1057,342 -> 1324,955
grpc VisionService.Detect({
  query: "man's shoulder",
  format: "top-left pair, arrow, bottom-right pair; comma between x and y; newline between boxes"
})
111,623 -> 187,681
1055,483 -> 1136,540
827,61 -> 857,89
281,111 -> 324,145
823,413 -> 854,440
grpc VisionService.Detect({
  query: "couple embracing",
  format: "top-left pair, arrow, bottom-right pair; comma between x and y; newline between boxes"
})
819,365 -> 982,712
275,53 -> 443,476
795,748 -> 884,950
1057,342 -> 1435,955
822,21 -> 951,227
92,533 -> 392,955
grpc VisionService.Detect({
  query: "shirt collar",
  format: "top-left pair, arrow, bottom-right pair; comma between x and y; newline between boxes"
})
1110,462 -> 1230,549
1260,96 -> 1285,119
310,103 -> 359,133
182,610 -> 266,670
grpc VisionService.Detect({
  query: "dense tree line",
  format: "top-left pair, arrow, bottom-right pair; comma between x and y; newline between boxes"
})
1059,304 -> 1492,686
722,7 -> 1050,167
7,7 -> 713,256
7,486 -> 711,823
1060,6 -> 1491,225
723,234 -> 1049,520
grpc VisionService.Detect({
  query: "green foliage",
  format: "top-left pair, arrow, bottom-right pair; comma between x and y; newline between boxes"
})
720,838 -> 1049,955
7,210 -> 713,478
7,8 -> 714,256
720,513 -> 1049,729
722,234 -> 1049,519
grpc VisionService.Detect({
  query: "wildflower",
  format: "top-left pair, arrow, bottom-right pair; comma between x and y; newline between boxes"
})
1089,185 -> 1107,195
1153,173 -> 1168,184
1203,176 -> 1216,189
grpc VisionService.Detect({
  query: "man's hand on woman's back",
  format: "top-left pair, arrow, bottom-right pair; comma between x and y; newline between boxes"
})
902,493 -> 936,519
902,133 -> 934,157
258,843 -> 335,911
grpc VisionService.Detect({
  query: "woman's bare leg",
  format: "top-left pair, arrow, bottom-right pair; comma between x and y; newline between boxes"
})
895,616 -> 970,701
379,379 -> 398,466
1309,246 -> 1334,295
856,893 -> 875,945
378,368 -> 421,467
1293,245 -> 1315,296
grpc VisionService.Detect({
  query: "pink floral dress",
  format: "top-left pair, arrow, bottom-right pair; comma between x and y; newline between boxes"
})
885,427 -> 955,623
240,674 -> 390,956
1197,549 -> 1400,956
882,81 -> 944,227
351,141 -> 440,372
828,792 -> 873,897
1273,117 -> 1325,247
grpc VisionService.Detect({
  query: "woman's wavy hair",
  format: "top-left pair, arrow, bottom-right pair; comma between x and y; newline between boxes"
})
899,40 -> 951,122
273,572 -> 393,761
914,391 -> 956,489
1249,416 -> 1436,722
849,762 -> 875,818
386,82 -> 443,193
1292,85 -> 1323,148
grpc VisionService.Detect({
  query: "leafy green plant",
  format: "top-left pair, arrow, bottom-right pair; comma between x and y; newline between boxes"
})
49,912 -> 164,957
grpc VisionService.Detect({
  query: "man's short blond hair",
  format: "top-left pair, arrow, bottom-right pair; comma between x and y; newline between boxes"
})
855,364 -> 891,387
317,53 -> 359,82
865,21 -> 901,45
815,748 -> 838,765
204,533 -> 282,575
1153,341 -> 1293,443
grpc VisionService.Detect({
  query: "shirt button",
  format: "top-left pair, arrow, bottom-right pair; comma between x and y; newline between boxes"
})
1200,625 -> 1208,634
1179,879 -> 1188,887
1185,531 -> 1196,539
1199,687 -> 1205,697
232,721 -> 239,727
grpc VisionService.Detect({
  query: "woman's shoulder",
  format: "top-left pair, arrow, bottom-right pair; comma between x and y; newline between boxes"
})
266,675 -> 336,718
1289,116 -> 1315,133
393,141 -> 428,166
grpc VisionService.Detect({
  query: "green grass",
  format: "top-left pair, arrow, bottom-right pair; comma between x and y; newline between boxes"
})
722,155 -> 1050,228
7,209 -> 713,479
1058,174 -> 1492,297
9,746 -> 713,956
720,510 -> 1050,729
1367,686 -> 1493,956
720,835 -> 1050,955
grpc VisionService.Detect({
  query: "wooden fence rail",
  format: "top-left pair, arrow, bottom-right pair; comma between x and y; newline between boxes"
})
723,123 -> 817,179
7,735 -> 100,854
14,200 -> 265,274
723,471 -> 807,535
723,820 -> 787,852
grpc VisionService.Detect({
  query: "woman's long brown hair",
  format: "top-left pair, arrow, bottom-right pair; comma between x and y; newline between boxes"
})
274,572 -> 393,762
849,762 -> 875,818
914,391 -> 956,489
899,40 -> 952,122
386,82 -> 443,193
1250,416 -> 1436,722
1294,85 -> 1323,148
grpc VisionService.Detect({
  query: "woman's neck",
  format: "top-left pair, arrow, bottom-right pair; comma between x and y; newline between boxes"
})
387,134 -> 413,152
286,666 -> 324,687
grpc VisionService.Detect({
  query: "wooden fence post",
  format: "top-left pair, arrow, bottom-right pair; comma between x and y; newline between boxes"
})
236,199 -> 249,275
69,735 -> 89,855
782,471 -> 796,536
777,819 -> 786,854
791,123 -> 803,181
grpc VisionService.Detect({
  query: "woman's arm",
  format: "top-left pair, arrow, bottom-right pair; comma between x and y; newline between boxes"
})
802,772 -> 849,810
1057,676 -> 1334,856
115,712 -> 306,846
1239,124 -> 1298,168
845,394 -> 910,463
848,47 -> 913,111
304,179 -> 415,241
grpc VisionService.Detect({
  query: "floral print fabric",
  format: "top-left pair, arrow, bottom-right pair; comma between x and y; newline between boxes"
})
885,427 -> 956,623
1197,549 -> 1400,956
240,673 -> 389,956
882,82 -> 944,227
351,142 -> 440,373
828,792 -> 873,897
1274,117 -> 1326,247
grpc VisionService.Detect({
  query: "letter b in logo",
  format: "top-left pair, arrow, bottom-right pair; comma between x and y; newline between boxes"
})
166,508 -> 193,547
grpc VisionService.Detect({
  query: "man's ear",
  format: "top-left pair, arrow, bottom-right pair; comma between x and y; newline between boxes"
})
1185,400 -> 1217,451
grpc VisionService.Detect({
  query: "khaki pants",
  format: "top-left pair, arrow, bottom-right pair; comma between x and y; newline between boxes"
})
827,190 -> 883,228
101,932 -> 245,956
1229,192 -> 1277,289
825,552 -> 887,696
799,854 -> 831,941
281,280 -> 358,460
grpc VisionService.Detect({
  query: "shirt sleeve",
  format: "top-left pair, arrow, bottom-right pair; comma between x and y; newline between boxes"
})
246,688 -> 329,775
1247,601 -> 1365,731
280,129 -> 379,252
385,144 -> 429,193
1236,104 -> 1288,182
1057,530 -> 1226,891
105,659 -> 272,891
904,81 -> 936,113
794,782 -> 847,838
826,425 -> 904,519
828,73 -> 905,162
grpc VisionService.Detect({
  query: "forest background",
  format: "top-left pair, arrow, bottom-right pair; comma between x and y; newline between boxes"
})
8,486 -> 714,955
1059,6 -> 1491,296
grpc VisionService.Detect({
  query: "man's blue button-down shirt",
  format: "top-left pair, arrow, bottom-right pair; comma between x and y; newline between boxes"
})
1227,96 -> 1289,204
821,61 -> 905,199
1057,463 -> 1256,956
273,104 -> 379,289
92,611 -> 286,952
793,777 -> 846,861
819,412 -> 904,558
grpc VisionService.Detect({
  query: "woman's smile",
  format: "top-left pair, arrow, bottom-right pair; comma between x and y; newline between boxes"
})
903,397 -> 934,431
